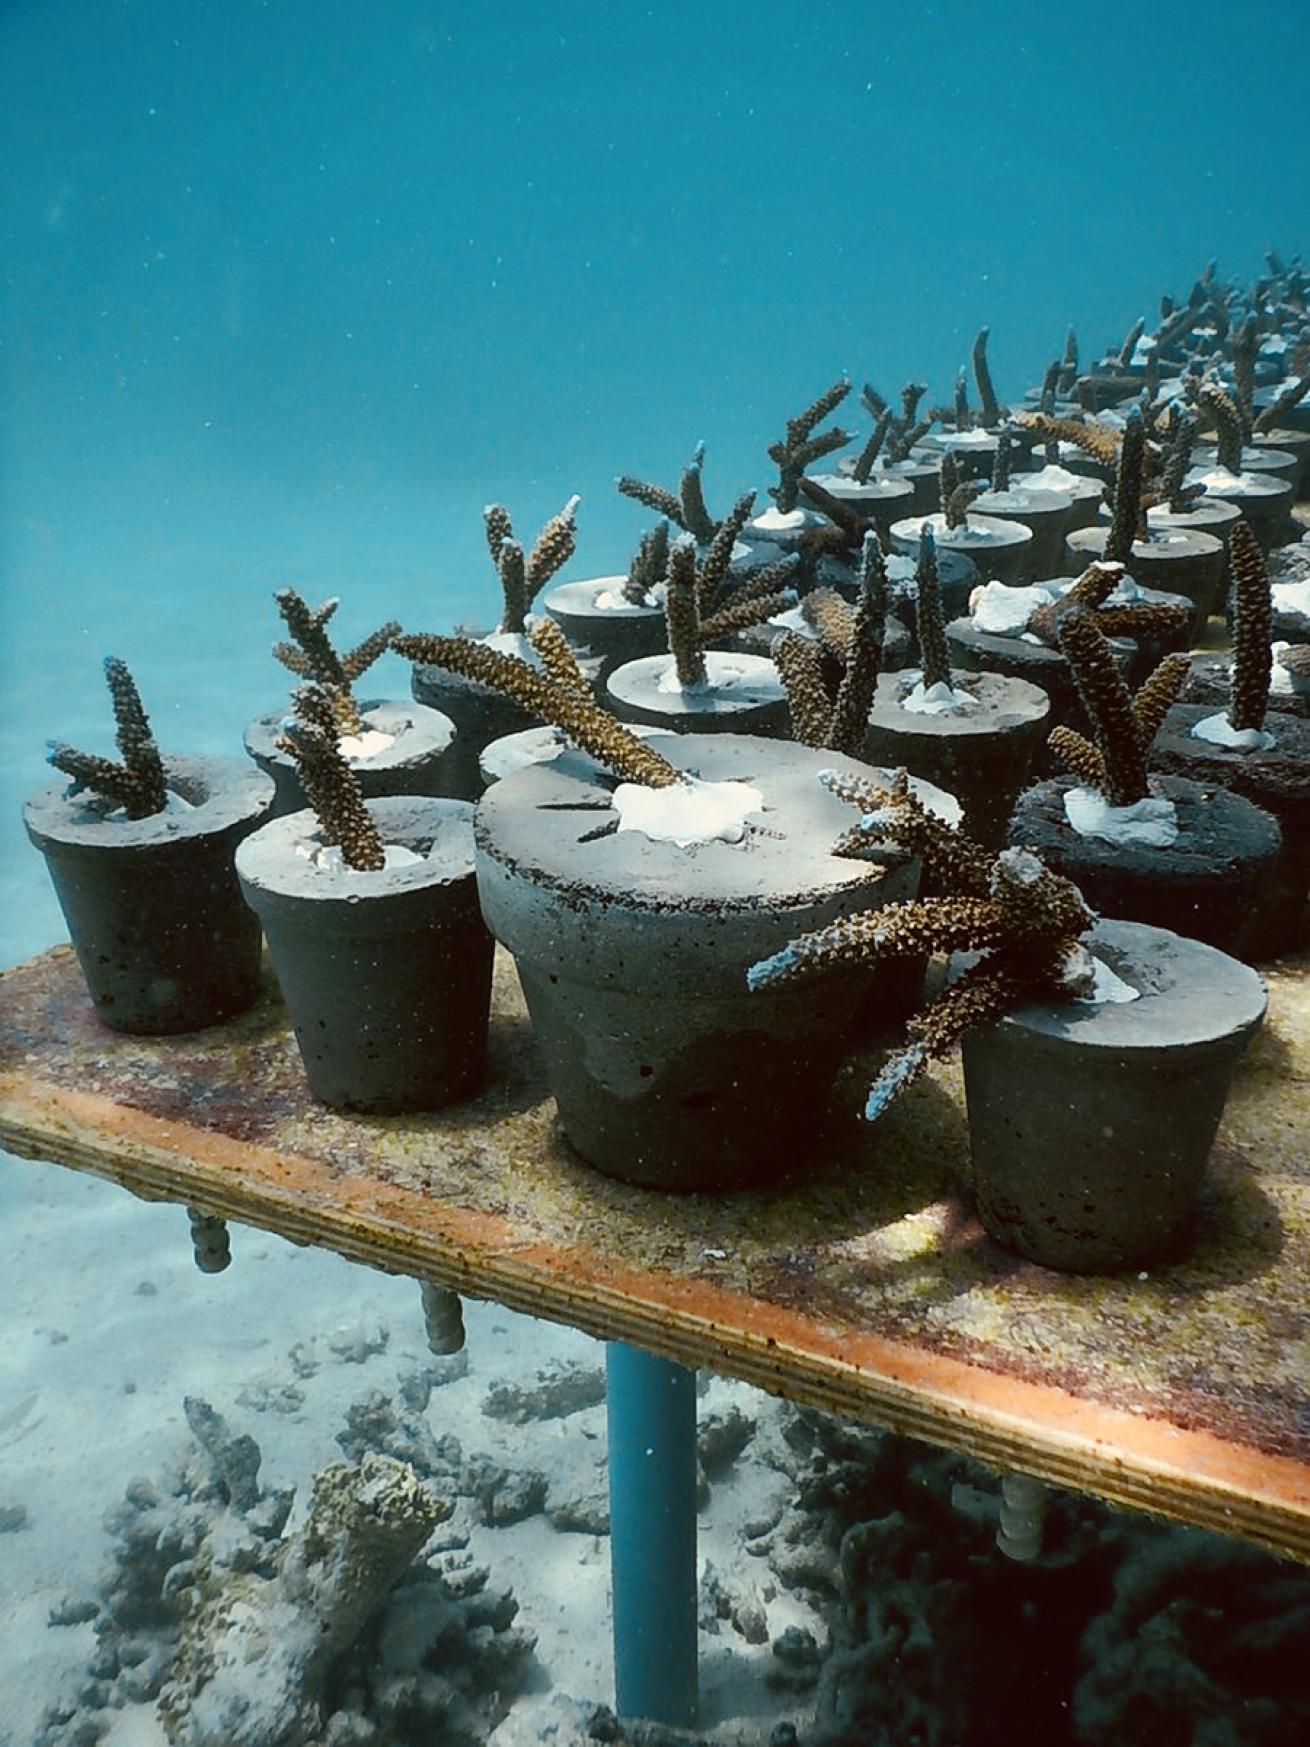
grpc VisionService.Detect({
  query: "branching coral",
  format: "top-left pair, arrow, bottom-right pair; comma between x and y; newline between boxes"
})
1027,560 -> 1189,650
623,519 -> 671,606
48,656 -> 169,819
774,533 -> 888,756
937,452 -> 984,530
483,496 -> 580,635
1012,410 -> 1121,469
273,588 -> 401,738
1147,404 -> 1204,515
1056,325 -> 1079,396
1047,609 -> 1190,807
913,525 -> 952,690
1197,375 -> 1246,474
1103,406 -> 1148,565
656,499 -> 800,684
1253,370 -> 1309,435
1227,518 -> 1273,733
768,379 -> 854,512
617,441 -> 725,543
972,325 -> 1006,427
747,774 -> 1093,1119
391,632 -> 680,788
276,685 -> 387,871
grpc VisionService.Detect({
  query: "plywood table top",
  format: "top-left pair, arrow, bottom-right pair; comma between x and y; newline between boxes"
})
2,942 -> 1307,1562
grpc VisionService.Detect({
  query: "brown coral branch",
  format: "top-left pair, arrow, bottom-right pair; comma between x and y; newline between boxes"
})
1012,412 -> 1120,467
342,622 -> 403,684
1104,408 -> 1146,566
972,327 -> 1004,427
699,591 -> 793,643
1198,377 -> 1245,474
624,521 -> 670,606
664,535 -> 707,687
913,525 -> 951,689
524,496 -> 579,599
617,475 -> 682,523
1094,602 -> 1189,641
48,656 -> 169,818
802,588 -> 855,661
392,634 -> 679,788
529,616 -> 591,703
483,504 -> 514,567
828,536 -> 888,758
1131,652 -> 1191,746
679,448 -> 717,544
277,687 -> 386,872
774,632 -> 835,749
695,490 -> 756,614
1056,609 -> 1149,806
1047,724 -> 1104,790
1227,518 -> 1272,733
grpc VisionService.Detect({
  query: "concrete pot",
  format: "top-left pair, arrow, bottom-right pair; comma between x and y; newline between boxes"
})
1008,774 -> 1282,957
24,755 -> 276,1035
473,734 -> 923,1190
1249,429 -> 1310,496
805,471 -> 916,540
1012,465 -> 1105,533
891,512 -> 1035,586
1192,443 -> 1299,485
726,603 -> 911,671
1141,496 -> 1243,555
542,576 -> 669,685
604,650 -> 791,738
479,723 -> 661,788
871,457 -> 942,516
945,614 -> 1135,748
968,487 -> 1074,578
1150,704 -> 1310,958
1066,524 -> 1226,637
921,429 -> 1004,480
1180,650 -> 1310,721
1181,466 -> 1294,553
236,796 -> 493,1113
244,698 -> 458,818
963,918 -> 1266,1273
861,670 -> 1050,850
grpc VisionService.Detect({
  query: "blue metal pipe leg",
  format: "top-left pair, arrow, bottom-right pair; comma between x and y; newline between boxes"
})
605,1341 -> 698,1727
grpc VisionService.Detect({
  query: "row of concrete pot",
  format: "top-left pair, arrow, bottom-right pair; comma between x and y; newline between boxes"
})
25,730 -> 1267,1280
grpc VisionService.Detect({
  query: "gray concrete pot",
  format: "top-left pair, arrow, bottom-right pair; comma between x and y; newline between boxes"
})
891,512 -> 1035,585
473,734 -> 922,1190
542,576 -> 669,685
235,796 -> 492,1113
945,614 -> 1135,750
805,471 -> 916,539
1181,650 -> 1310,721
963,919 -> 1266,1273
24,756 -> 276,1034
1012,466 -> 1105,533
244,698 -> 458,817
1181,465 -> 1294,553
871,457 -> 942,516
861,670 -> 1050,850
1066,524 -> 1226,637
604,650 -> 791,738
1150,704 -> 1310,958
968,487 -> 1073,579
1008,774 -> 1282,957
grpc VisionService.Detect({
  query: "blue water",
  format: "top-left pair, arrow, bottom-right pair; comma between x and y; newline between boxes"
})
1,2 -> 1306,1739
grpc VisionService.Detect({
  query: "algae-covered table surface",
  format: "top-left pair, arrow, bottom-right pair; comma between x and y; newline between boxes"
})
1,943 -> 1307,1561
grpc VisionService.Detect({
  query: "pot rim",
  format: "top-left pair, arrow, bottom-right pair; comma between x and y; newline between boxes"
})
24,754 -> 273,853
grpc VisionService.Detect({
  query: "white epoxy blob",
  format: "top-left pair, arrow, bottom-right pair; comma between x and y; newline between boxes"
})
1064,787 -> 1179,848
970,581 -> 1047,635
1191,712 -> 1275,753
612,774 -> 764,848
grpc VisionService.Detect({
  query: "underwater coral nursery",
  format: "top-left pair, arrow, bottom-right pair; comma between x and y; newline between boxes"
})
25,250 -> 1310,1226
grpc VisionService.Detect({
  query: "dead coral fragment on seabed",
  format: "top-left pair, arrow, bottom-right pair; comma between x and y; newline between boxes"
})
747,773 -> 1093,1119
774,532 -> 888,755
483,495 -> 580,635
276,684 -> 387,871
617,440 -> 726,543
1047,610 -> 1190,808
391,627 -> 681,788
1227,518 -> 1273,733
768,378 -> 855,512
272,587 -> 401,739
47,655 -> 168,819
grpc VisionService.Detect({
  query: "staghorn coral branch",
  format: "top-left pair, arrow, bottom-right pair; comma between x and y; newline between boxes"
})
1048,725 -> 1105,790
341,621 -> 403,684
664,535 -> 707,687
678,446 -> 717,544
277,687 -> 386,871
1131,652 -> 1191,746
905,954 -> 1040,1060
989,845 -> 1093,945
1095,602 -> 1189,641
49,657 -> 169,819
802,587 -> 856,661
851,407 -> 891,484
953,366 -> 970,431
825,770 -> 993,896
787,378 -> 851,447
1057,326 -> 1079,396
1013,411 -> 1120,467
729,552 -> 801,605
275,589 -> 348,689
699,590 -> 793,644
1227,518 -> 1272,733
913,524 -> 951,690
696,490 -> 756,614
972,327 -> 1004,426
1230,313 -> 1260,427
529,615 -> 591,702
991,429 -> 1013,492
1199,377 -> 1245,474
484,503 -> 514,567
273,643 -> 316,677
774,632 -> 836,749
1056,608 -> 1148,806
1253,372 -> 1309,435
616,475 -> 682,523
747,895 -> 1004,991
497,539 -> 529,635
771,380 -> 853,512
524,496 -> 580,599
828,535 -> 888,758
1104,407 -> 1146,565
393,634 -> 679,788
624,520 -> 671,606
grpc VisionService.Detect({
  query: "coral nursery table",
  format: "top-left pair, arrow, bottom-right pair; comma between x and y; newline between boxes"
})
1,942 -> 1307,1575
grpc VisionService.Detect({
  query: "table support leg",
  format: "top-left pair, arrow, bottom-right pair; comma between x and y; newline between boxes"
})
605,1342 -> 698,1728
186,1207 -> 230,1273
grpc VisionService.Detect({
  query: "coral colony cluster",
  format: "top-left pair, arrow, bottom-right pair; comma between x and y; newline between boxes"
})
26,253 -> 1310,1745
